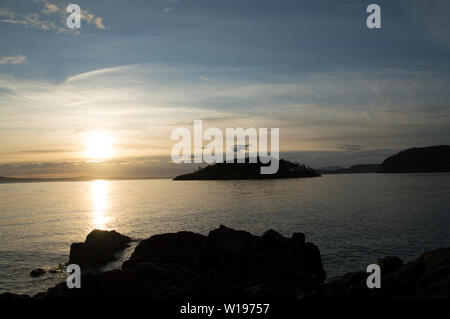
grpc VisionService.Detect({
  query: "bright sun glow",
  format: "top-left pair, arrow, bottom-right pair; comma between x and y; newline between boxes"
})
85,131 -> 115,160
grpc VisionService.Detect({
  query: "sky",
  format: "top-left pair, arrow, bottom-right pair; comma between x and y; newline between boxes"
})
0,0 -> 449,177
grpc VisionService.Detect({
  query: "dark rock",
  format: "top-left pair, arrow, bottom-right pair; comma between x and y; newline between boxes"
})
262,229 -> 289,246
303,242 -> 327,283
0,292 -> 32,300
204,225 -> 256,255
122,231 -> 206,269
378,256 -> 403,275
315,271 -> 368,299
381,247 -> 450,299
21,226 -> 449,300
37,225 -> 327,299
292,232 -> 305,247
195,225 -> 259,273
311,247 -> 450,299
30,268 -> 46,277
69,229 -> 131,268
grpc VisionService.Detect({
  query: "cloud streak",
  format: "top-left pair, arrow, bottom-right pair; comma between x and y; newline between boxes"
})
0,1 -> 107,34
1,62 -> 449,162
0,55 -> 27,64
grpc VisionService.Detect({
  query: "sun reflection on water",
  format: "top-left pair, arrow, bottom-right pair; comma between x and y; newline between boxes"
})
90,180 -> 110,229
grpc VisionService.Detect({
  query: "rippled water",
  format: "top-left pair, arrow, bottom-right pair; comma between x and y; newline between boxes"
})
1,173 -> 449,295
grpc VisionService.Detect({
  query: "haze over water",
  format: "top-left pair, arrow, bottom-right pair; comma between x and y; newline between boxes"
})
1,173 -> 449,295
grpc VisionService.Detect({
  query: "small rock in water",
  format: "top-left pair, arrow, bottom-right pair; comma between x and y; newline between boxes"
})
30,268 -> 46,277
48,268 -> 60,274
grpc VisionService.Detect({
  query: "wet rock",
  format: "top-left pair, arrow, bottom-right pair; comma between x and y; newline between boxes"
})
30,268 -> 46,277
69,229 -> 131,268
195,225 -> 258,272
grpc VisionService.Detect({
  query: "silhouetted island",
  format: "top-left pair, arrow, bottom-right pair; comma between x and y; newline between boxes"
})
173,158 -> 321,180
381,145 -> 450,173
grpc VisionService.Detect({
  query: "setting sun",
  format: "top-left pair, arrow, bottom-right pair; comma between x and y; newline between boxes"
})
85,131 -> 115,160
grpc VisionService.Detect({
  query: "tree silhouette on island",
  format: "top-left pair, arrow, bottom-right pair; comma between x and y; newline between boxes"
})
174,158 -> 321,180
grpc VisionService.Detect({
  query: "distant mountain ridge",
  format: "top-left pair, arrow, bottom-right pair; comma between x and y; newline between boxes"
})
318,164 -> 381,174
0,176 -> 165,184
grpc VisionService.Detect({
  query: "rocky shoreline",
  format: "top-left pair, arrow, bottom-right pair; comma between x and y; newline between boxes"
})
1,226 -> 449,300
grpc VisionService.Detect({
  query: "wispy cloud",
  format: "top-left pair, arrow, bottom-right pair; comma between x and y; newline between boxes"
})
0,62 -> 449,174
93,17 -> 106,30
42,2 -> 59,14
1,63 -> 449,159
164,0 -> 181,13
338,144 -> 361,152
0,55 -> 27,64
0,1 -> 107,33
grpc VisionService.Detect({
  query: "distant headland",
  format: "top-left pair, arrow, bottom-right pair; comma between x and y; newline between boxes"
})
320,145 -> 450,175
381,145 -> 450,173
174,158 -> 321,180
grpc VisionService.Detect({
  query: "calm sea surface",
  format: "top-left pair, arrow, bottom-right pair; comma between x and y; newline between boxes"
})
1,173 -> 449,295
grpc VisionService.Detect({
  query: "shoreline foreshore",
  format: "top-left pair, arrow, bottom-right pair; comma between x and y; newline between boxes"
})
1,226 -> 449,300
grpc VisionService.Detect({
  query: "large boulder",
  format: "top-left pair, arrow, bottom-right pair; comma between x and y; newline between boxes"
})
378,256 -> 403,275
195,225 -> 258,272
69,229 -> 131,268
122,231 -> 206,269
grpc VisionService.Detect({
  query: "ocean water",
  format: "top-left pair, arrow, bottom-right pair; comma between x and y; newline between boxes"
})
0,173 -> 449,295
